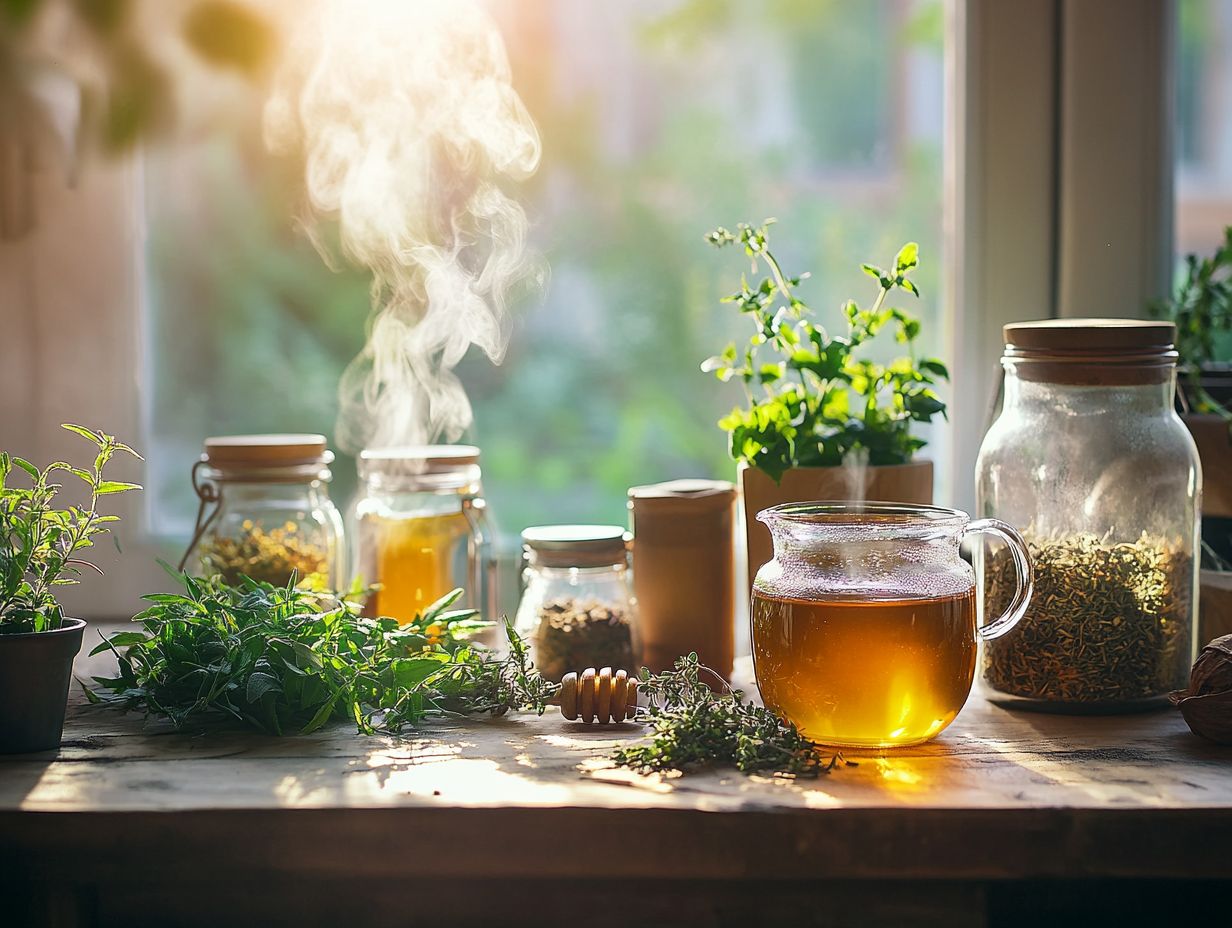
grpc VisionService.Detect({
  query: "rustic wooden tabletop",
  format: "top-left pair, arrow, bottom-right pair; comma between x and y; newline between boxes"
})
2,626 -> 1230,927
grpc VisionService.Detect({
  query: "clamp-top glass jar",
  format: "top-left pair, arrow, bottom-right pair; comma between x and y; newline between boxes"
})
976,319 -> 1201,712
181,434 -> 346,589
352,446 -> 492,623
515,525 -> 641,683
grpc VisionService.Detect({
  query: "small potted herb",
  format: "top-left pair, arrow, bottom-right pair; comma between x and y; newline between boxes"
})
1151,226 -> 1232,645
0,425 -> 141,753
1152,226 -> 1232,561
703,221 -> 948,588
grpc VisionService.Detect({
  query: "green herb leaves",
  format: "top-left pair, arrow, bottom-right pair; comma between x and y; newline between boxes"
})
1150,224 -> 1232,418
703,220 -> 949,480
89,575 -> 558,735
0,424 -> 142,634
612,653 -> 836,778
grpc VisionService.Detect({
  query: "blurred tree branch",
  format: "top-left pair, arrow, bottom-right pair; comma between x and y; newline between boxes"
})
0,0 -> 273,235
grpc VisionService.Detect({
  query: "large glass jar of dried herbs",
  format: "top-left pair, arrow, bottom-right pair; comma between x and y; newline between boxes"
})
976,319 -> 1200,712
514,525 -> 641,683
352,446 -> 492,624
181,435 -> 345,590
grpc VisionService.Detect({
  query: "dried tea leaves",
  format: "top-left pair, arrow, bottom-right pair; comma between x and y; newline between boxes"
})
984,532 -> 1192,705
534,598 -> 635,682
201,520 -> 329,588
1170,634 -> 1232,744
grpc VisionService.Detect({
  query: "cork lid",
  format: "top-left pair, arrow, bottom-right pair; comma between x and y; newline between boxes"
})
522,525 -> 630,569
201,434 -> 334,484
204,434 -> 331,468
358,445 -> 480,476
1002,318 -> 1178,385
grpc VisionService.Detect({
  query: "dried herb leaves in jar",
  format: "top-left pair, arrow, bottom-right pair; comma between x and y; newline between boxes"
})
983,532 -> 1192,705
534,598 -> 636,683
200,520 -> 329,589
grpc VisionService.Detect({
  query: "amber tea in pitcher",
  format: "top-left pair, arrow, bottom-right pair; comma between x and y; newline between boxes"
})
752,503 -> 1032,748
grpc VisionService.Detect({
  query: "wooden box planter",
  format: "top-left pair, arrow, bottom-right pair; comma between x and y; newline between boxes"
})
1185,413 -> 1232,520
739,460 -> 934,592
1200,569 -> 1232,646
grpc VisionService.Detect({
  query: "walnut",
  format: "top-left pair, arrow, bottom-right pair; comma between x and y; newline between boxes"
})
1170,634 -> 1232,745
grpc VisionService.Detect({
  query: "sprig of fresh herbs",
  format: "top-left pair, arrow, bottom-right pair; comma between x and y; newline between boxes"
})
0,424 -> 142,634
88,574 -> 557,735
612,653 -> 840,778
703,220 -> 948,480
88,570 -> 847,777
1150,224 -> 1232,419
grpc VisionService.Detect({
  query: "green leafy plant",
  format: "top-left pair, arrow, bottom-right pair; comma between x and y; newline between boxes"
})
703,220 -> 948,480
613,653 -> 846,778
1150,224 -> 1232,419
0,424 -> 142,634
89,576 -> 557,735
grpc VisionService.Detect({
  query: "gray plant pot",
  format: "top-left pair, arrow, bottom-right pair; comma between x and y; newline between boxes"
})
0,617 -> 85,753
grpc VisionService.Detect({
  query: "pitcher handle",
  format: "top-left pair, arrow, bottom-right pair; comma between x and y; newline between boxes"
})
964,518 -> 1034,641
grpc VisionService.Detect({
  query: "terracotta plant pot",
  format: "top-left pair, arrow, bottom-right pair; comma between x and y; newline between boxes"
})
740,460 -> 934,592
0,618 -> 85,754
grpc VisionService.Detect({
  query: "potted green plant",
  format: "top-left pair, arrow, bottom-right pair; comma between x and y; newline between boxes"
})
1151,225 -> 1232,644
0,425 -> 141,753
703,221 -> 949,589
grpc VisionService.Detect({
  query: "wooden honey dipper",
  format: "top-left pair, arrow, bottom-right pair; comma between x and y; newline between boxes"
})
558,667 -> 639,723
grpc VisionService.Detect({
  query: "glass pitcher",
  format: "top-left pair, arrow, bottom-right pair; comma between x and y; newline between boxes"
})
751,502 -> 1033,748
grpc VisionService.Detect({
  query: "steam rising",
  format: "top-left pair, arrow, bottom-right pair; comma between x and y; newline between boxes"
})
265,0 -> 541,453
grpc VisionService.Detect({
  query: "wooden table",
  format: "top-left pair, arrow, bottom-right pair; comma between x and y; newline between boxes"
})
2,634 -> 1230,927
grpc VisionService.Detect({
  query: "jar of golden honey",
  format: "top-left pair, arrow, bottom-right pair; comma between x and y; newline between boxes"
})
352,446 -> 492,624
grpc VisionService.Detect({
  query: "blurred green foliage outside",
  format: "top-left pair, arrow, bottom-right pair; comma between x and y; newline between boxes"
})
145,0 -> 947,553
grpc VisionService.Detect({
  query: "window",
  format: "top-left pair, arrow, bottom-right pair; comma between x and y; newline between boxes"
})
11,0 -> 1199,619
143,0 -> 948,560
1176,0 -> 1232,261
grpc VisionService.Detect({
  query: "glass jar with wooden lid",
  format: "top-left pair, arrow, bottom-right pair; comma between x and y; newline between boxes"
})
352,446 -> 492,623
975,319 -> 1201,712
514,525 -> 641,683
181,434 -> 346,590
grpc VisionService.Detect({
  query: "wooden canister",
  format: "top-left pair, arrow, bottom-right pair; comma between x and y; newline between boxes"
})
628,479 -> 737,680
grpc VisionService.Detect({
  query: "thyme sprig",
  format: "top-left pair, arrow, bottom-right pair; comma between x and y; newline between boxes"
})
612,653 -> 839,778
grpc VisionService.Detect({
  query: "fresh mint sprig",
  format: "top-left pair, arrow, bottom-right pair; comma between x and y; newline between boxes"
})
88,575 -> 558,735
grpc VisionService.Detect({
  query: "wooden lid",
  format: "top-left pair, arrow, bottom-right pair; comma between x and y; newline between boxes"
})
358,445 -> 480,477
1003,318 -> 1178,385
628,479 -> 736,514
204,434 -> 331,469
522,525 -> 630,569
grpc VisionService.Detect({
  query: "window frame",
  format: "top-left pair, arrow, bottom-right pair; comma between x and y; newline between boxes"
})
0,0 -> 1180,617
945,0 -> 1175,513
